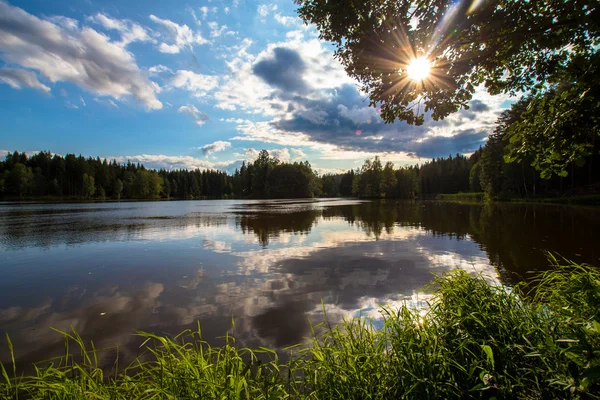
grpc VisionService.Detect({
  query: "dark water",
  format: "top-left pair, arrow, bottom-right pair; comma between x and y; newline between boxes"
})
0,199 -> 598,366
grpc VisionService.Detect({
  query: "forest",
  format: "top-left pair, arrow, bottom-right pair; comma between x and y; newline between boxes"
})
0,149 -> 321,200
322,94 -> 600,200
2,113 -> 599,201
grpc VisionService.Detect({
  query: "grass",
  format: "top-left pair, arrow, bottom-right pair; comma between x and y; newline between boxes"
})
2,257 -> 600,399
435,192 -> 486,202
510,194 -> 600,206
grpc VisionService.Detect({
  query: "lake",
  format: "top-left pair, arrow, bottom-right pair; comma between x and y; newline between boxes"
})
1,199 -> 599,367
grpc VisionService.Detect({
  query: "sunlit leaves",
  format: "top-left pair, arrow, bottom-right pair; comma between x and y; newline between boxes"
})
295,0 -> 599,124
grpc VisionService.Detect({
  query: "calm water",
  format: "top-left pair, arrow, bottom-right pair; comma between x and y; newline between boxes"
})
0,199 -> 599,366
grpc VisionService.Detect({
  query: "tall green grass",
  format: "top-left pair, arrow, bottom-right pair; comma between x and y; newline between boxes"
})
2,258 -> 599,399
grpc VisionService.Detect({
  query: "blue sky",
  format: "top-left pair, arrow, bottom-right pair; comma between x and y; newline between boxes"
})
0,0 -> 511,173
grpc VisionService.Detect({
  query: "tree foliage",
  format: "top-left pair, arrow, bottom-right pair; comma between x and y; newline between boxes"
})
505,53 -> 600,178
295,0 -> 599,124
232,152 -> 321,199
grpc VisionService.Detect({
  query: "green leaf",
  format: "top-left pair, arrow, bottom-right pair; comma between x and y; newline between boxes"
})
481,345 -> 495,369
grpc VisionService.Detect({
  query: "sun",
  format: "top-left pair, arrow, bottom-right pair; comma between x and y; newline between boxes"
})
406,57 -> 431,81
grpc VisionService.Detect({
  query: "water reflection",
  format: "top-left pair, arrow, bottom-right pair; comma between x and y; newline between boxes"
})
0,199 -> 598,367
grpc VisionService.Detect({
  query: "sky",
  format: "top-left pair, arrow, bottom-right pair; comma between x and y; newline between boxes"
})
0,0 -> 513,174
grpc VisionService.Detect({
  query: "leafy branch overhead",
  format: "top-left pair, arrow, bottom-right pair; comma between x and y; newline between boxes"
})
294,0 -> 599,125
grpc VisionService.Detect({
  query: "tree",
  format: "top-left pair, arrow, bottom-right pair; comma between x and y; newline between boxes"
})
10,163 -> 33,197
382,161 -> 397,197
251,150 -> 277,198
148,171 -> 163,199
82,173 -> 95,199
339,170 -> 354,197
294,0 -> 599,124
478,134 -> 505,198
505,54 -> 600,179
396,167 -> 420,198
114,179 -> 123,200
469,162 -> 482,192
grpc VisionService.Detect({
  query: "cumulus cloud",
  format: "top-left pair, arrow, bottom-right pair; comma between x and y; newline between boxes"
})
178,105 -> 210,126
270,148 -> 291,162
170,70 -> 220,97
290,148 -> 307,160
88,13 -> 153,47
198,141 -> 231,156
215,30 -> 507,160
149,14 -> 208,54
0,1 -> 162,109
214,35 -> 354,115
252,47 -> 308,93
242,148 -> 260,161
0,68 -> 50,93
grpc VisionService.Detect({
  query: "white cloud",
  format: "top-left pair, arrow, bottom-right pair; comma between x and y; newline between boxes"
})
108,153 -> 242,172
111,154 -> 214,170
290,148 -> 307,160
269,148 -> 290,162
148,64 -> 173,76
208,21 -> 229,38
198,140 -> 231,156
178,105 -> 209,126
0,68 -> 50,93
149,14 -> 208,54
234,147 -> 305,163
274,14 -> 298,27
0,1 -> 162,109
158,43 -> 180,54
88,13 -> 153,47
94,97 -> 119,108
189,9 -> 201,26
257,4 -> 277,18
243,148 -> 260,161
79,96 -> 86,106
214,35 -> 354,117
170,70 -> 219,97
200,6 -> 210,19
337,104 -> 379,125
46,15 -> 78,31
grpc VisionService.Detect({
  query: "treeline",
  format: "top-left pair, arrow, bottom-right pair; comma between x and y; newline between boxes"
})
0,149 -> 320,200
469,99 -> 600,200
320,153 -> 476,199
322,112 -> 600,201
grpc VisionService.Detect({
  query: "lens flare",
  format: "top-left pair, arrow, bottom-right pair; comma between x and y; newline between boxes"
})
406,57 -> 431,81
